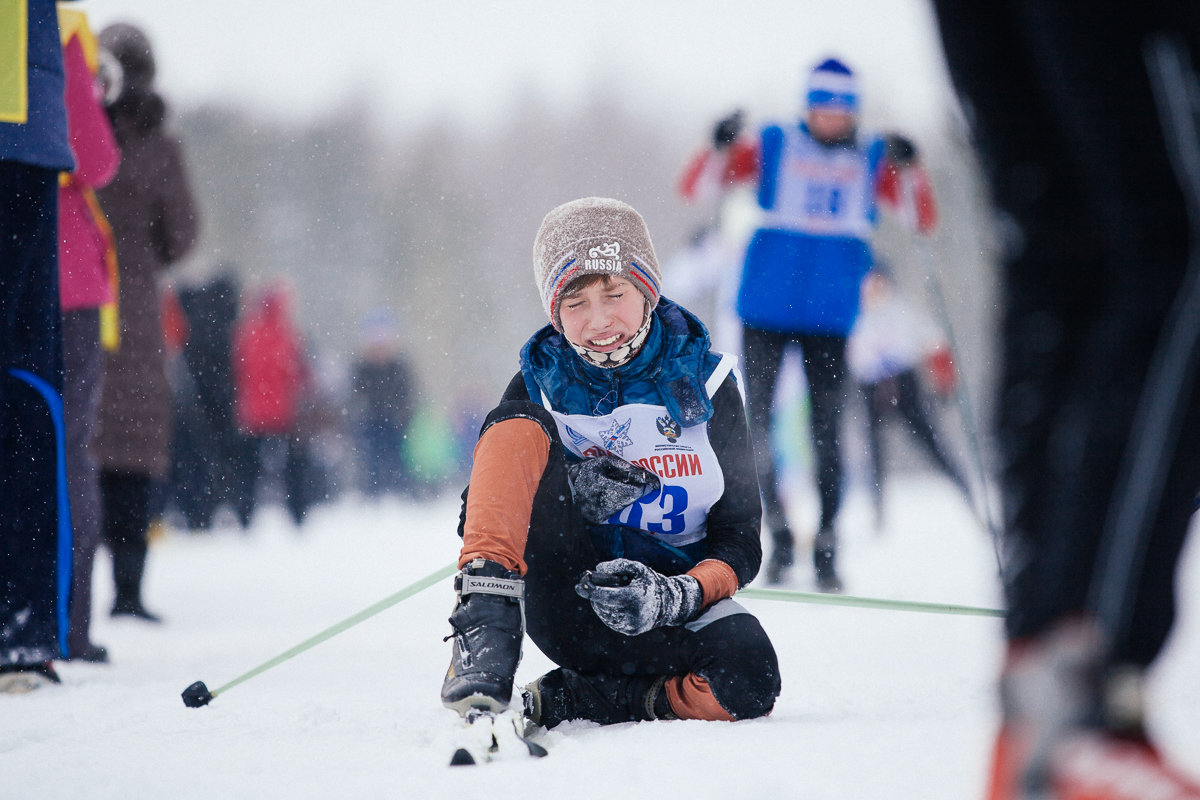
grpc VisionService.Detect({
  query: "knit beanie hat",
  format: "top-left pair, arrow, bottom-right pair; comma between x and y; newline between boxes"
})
99,23 -> 156,97
806,57 -> 858,112
532,197 -> 662,332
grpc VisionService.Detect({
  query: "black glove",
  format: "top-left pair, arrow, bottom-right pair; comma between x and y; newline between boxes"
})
712,110 -> 744,150
575,559 -> 702,636
885,134 -> 918,166
568,454 -> 660,524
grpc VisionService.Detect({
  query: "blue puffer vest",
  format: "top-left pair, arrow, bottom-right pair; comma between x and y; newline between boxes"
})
519,298 -> 722,434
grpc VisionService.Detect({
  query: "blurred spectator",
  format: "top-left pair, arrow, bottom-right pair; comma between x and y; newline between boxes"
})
350,309 -> 416,498
402,401 -> 457,499
296,346 -> 347,505
846,267 -> 970,529
0,0 -> 75,691
448,385 -> 489,486
57,4 -> 121,662
167,272 -> 244,530
93,21 -> 199,623
231,283 -> 314,527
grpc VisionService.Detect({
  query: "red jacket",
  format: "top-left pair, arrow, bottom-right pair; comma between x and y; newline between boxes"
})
232,290 -> 307,435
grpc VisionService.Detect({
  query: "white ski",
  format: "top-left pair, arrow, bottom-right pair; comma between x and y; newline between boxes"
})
449,708 -> 548,766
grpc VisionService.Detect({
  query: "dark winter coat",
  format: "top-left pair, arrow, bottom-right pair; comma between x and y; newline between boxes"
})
179,276 -> 240,431
93,24 -> 198,478
351,356 -> 416,429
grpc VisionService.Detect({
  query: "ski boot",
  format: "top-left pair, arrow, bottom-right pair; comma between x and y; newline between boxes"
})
985,621 -> 1200,799
764,527 -> 794,584
813,526 -> 843,593
0,661 -> 61,694
522,668 -> 675,729
441,558 -> 525,715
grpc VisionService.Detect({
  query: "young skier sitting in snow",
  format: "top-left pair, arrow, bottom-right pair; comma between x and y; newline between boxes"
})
441,197 -> 781,729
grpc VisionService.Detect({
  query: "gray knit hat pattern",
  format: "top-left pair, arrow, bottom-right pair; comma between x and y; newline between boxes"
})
532,197 -> 663,331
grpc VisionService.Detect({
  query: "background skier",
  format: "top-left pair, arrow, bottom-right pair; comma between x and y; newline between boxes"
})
846,266 -> 970,529
679,57 -> 937,590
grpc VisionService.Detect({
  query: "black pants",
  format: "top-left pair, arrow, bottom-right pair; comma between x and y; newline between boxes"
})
860,369 -> 969,508
100,469 -> 153,608
932,0 -> 1200,667
234,434 -> 313,527
462,399 -> 781,720
741,326 -> 847,535
169,386 -> 245,531
0,163 -> 66,664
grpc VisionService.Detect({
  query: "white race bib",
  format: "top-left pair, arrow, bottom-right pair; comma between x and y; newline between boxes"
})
541,355 -> 735,547
760,127 -> 876,239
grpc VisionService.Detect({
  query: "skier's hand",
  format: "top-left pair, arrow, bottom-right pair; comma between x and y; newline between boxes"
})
885,133 -> 919,167
712,110 -> 744,150
926,345 -> 957,398
575,559 -> 702,636
567,455 -> 660,524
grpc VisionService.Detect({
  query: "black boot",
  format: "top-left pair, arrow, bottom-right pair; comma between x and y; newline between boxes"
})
110,535 -> 160,620
764,527 -> 794,584
813,526 -> 842,593
65,640 -> 109,663
523,668 -> 675,729
440,559 -> 525,715
110,597 -> 162,623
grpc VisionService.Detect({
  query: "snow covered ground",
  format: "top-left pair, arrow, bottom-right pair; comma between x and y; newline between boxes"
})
6,475 -> 1199,799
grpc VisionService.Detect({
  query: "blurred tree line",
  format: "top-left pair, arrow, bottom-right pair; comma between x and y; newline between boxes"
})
168,85 -> 1001,450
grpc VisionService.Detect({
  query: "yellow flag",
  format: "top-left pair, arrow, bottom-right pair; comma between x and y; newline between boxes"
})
57,4 -> 99,71
0,0 -> 29,123
78,186 -> 122,351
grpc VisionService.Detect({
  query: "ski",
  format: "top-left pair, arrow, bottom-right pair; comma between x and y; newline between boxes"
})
449,708 -> 548,766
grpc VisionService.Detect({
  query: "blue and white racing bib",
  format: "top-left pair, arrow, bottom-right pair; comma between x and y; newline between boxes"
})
541,354 -> 735,548
761,127 -> 877,239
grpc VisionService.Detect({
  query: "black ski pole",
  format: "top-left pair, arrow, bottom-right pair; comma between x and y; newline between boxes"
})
917,242 -> 1004,573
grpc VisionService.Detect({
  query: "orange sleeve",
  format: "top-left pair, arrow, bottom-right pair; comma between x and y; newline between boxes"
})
458,417 -> 550,575
687,558 -> 739,607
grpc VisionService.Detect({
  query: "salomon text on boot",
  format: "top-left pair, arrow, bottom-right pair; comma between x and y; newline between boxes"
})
440,558 -> 525,716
